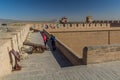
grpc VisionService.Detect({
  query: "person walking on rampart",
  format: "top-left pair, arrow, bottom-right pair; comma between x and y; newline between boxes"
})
50,34 -> 56,51
45,25 -> 48,29
43,33 -> 47,46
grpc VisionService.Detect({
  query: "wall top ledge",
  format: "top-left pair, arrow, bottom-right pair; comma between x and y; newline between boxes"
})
86,44 -> 120,51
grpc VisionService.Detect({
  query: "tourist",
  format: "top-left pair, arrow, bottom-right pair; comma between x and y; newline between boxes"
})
43,33 -> 47,46
50,34 -> 56,51
45,24 -> 48,29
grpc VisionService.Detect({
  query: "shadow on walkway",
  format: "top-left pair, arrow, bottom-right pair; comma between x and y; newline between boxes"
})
47,40 -> 73,67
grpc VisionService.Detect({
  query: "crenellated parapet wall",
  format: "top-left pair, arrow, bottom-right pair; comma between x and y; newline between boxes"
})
0,24 -> 30,77
46,23 -> 111,32
93,20 -> 120,23
28,20 -> 120,31
58,23 -> 110,29
31,23 -> 111,31
0,40 -> 12,77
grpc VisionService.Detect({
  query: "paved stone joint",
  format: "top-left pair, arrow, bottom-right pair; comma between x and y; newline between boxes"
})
2,32 -> 120,80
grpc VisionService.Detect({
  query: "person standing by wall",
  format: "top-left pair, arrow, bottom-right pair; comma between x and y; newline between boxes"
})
50,34 -> 56,51
43,33 -> 47,46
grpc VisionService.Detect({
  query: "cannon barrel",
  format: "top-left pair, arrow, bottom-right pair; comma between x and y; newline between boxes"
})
23,42 -> 48,53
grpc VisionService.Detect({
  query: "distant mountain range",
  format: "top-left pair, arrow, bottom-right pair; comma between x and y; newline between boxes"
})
0,18 -> 57,23
0,19 -> 22,23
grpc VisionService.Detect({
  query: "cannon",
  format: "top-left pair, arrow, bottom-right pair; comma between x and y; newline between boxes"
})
23,42 -> 48,53
30,27 -> 40,32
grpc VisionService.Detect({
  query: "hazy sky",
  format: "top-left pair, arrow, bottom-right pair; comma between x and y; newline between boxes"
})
0,0 -> 120,21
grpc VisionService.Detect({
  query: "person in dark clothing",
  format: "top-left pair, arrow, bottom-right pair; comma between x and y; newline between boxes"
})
50,34 -> 56,51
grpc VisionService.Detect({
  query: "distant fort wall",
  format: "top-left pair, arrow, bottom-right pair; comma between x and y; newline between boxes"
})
30,23 -> 111,31
50,23 -> 110,31
93,20 -> 120,27
93,20 -> 120,23
29,20 -> 120,30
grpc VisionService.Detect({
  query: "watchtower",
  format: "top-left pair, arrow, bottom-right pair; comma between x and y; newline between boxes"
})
86,16 -> 93,23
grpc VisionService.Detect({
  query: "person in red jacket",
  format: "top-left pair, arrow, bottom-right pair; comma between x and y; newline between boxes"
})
43,33 -> 47,46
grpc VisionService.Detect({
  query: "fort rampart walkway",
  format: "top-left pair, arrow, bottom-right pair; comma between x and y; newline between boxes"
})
2,32 -> 120,80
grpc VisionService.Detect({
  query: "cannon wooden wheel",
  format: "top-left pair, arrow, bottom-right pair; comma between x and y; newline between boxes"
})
33,47 -> 44,53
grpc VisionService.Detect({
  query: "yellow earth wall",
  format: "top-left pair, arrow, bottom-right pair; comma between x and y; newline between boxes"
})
52,31 -> 109,58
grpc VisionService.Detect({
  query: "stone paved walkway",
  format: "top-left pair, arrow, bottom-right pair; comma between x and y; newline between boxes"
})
2,32 -> 120,80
